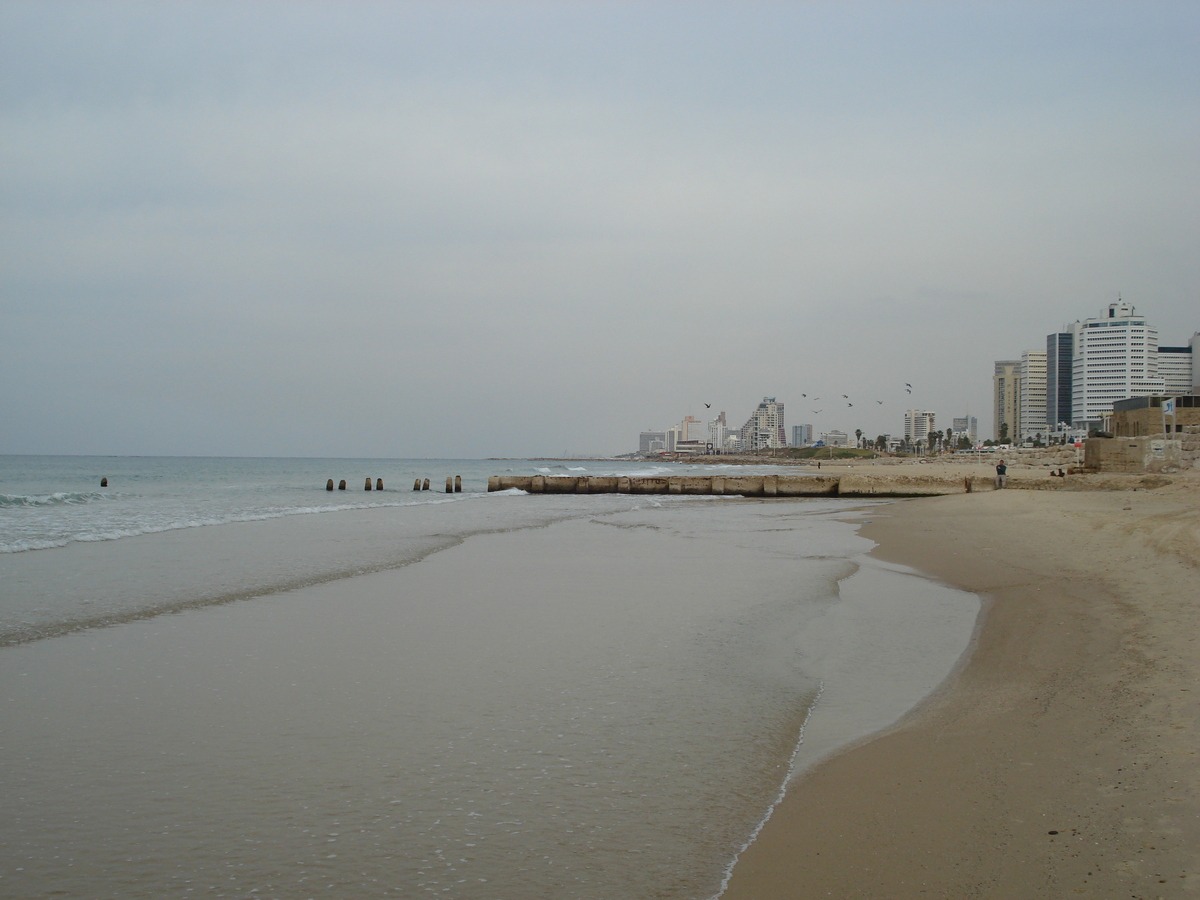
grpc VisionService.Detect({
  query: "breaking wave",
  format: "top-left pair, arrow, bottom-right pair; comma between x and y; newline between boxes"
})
0,491 -> 113,508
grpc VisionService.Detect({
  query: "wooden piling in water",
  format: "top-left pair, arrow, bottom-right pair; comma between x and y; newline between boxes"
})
454,475 -> 462,493
376,478 -> 384,491
338,480 -> 347,491
422,478 -> 430,491
365,477 -> 373,491
100,477 -> 108,487
413,479 -> 421,491
326,479 -> 334,491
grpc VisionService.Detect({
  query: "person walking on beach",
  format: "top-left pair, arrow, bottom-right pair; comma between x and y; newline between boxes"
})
995,459 -> 1008,489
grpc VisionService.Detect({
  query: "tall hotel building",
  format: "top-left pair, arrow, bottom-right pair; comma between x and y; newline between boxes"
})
740,397 -> 786,450
1019,350 -> 1047,441
903,409 -> 937,445
1158,334 -> 1198,394
993,360 -> 1020,441
1070,301 -> 1163,430
1045,331 -> 1074,432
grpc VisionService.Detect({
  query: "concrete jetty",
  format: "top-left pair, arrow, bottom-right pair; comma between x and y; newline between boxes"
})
487,473 -> 998,497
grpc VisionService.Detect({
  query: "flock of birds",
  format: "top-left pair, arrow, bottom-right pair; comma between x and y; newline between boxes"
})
798,383 -> 912,415
704,385 -> 915,418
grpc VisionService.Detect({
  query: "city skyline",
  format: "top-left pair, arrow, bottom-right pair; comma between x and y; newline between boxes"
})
996,300 -> 1198,443
2,3 -> 1197,458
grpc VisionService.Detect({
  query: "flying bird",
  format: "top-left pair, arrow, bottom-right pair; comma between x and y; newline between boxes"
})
801,393 -> 806,398
875,400 -> 883,404
704,403 -> 711,408
905,387 -> 912,394
847,402 -> 853,407
812,409 -> 822,414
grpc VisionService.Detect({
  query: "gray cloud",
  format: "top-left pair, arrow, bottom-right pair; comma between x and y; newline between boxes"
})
2,1 -> 1197,456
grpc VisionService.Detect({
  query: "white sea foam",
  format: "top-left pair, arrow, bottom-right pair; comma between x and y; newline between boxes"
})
0,491 -> 113,508
0,491 -> 483,553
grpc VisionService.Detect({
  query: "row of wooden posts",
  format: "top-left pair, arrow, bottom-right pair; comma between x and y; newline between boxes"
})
324,476 -> 463,493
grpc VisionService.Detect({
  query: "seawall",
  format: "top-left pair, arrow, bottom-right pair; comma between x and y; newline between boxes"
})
487,473 -> 996,497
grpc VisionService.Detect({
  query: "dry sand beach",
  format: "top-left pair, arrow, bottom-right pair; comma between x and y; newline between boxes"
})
723,471 -> 1200,899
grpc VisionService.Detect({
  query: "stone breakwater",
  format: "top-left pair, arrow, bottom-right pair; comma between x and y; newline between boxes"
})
488,473 -> 999,497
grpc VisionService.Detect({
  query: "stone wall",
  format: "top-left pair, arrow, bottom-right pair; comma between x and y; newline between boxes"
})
1083,428 -> 1198,473
945,448 -> 1089,472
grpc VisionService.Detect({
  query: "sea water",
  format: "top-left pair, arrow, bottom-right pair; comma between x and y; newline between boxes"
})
0,456 -> 979,899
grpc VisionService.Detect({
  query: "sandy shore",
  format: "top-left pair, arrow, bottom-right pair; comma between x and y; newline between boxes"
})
722,474 -> 1200,899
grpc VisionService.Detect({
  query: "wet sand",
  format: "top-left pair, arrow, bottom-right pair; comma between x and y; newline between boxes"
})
722,474 -> 1200,899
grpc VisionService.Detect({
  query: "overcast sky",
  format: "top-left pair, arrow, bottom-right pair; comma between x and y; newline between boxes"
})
2,1 -> 1197,457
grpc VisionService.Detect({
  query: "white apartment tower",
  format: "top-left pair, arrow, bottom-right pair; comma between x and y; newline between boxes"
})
740,397 -> 786,450
1070,301 -> 1163,428
1019,350 -> 1047,441
1157,335 -> 1197,394
708,412 -> 728,450
680,415 -> 703,442
903,410 -> 936,445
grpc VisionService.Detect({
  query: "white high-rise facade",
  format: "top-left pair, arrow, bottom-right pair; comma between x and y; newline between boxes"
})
903,410 -> 936,445
740,397 -> 786,450
708,412 -> 728,450
1070,301 -> 1163,428
1019,350 -> 1047,441
1158,337 -> 1196,394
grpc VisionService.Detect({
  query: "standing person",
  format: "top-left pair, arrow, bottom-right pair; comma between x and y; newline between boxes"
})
995,459 -> 1008,489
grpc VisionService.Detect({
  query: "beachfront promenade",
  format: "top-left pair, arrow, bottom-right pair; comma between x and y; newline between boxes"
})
488,472 -> 996,496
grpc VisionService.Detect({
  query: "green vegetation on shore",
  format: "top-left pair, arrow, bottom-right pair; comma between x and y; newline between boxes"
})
765,447 -> 878,460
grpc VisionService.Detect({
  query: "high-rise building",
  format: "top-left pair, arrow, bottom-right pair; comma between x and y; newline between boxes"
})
1045,331 -> 1074,432
903,410 -> 936,445
1019,350 -> 1047,441
791,424 -> 813,447
1070,301 -> 1163,429
740,397 -> 786,450
639,431 -> 668,454
708,411 -> 728,450
952,416 -> 978,444
993,360 -> 1020,442
680,415 -> 703,442
1158,340 -> 1195,394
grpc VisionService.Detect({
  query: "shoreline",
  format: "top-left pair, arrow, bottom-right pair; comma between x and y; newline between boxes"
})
721,475 -> 1200,898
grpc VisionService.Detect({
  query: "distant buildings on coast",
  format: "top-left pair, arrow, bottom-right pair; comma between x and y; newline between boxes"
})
640,398 -> 790,455
633,298 -> 1196,457
636,398 -> 977,457
994,300 -> 1199,443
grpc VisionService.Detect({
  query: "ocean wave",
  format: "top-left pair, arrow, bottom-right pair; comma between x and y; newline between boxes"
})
0,491 -> 113,508
0,489 -> 523,554
0,536 -> 74,553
